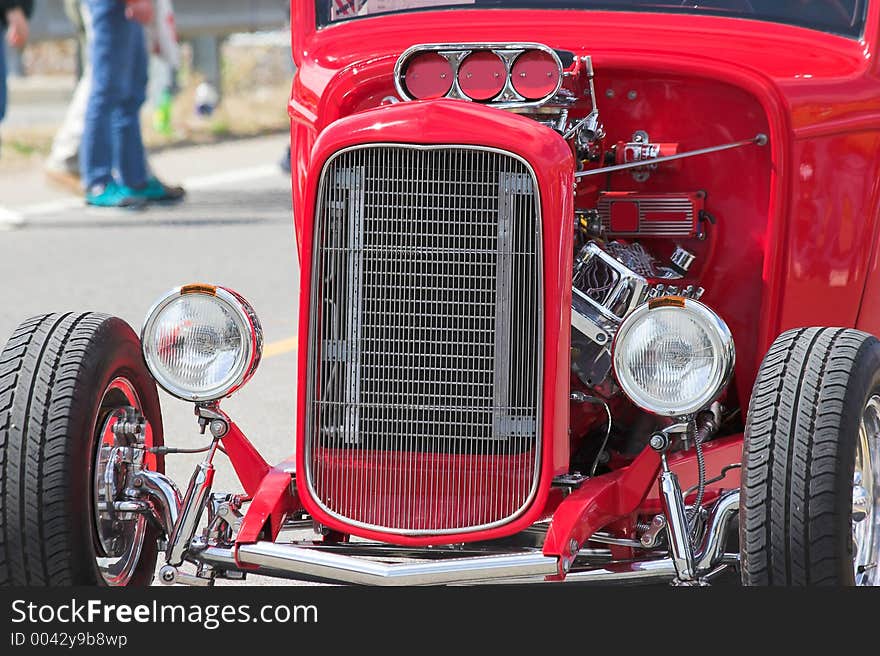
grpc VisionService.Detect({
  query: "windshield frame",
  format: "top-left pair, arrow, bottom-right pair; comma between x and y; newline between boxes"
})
314,1 -> 869,39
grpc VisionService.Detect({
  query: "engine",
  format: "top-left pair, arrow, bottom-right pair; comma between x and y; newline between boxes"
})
571,237 -> 705,389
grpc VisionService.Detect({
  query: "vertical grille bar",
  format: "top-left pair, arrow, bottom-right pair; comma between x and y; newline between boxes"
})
306,144 -> 543,535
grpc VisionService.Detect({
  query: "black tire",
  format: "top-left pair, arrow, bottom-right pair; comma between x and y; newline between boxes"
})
741,327 -> 880,586
0,313 -> 164,586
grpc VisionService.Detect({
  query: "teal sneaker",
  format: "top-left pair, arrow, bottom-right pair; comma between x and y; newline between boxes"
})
85,181 -> 146,208
124,177 -> 186,203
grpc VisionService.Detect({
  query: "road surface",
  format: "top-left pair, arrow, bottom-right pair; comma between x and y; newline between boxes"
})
0,134 -> 308,585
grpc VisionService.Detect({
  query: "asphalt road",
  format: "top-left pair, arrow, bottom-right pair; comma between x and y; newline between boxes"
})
0,134 -> 308,585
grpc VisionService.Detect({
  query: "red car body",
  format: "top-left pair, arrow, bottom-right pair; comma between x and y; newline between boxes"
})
260,0 -> 880,554
6,2 -> 880,590
223,0 -> 880,578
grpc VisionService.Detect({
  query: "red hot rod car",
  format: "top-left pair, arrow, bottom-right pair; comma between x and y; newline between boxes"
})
1,0 -> 879,586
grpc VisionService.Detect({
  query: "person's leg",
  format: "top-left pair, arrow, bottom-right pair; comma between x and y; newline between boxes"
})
47,4 -> 91,177
80,0 -> 133,191
115,25 -> 184,203
46,73 -> 91,175
112,19 -> 148,189
0,29 -> 7,126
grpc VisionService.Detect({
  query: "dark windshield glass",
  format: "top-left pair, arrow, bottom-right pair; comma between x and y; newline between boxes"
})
316,1 -> 868,38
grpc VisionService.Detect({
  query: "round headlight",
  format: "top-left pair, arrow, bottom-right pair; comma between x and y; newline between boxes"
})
612,297 -> 734,418
141,285 -> 263,402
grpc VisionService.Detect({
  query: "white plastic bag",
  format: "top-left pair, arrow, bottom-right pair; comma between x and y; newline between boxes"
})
149,0 -> 181,69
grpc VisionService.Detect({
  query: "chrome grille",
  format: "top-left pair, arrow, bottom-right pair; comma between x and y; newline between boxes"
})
305,144 -> 543,535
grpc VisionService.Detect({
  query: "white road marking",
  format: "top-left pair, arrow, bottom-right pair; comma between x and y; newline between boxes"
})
17,198 -> 82,217
0,164 -> 283,226
182,164 -> 282,191
0,206 -> 25,229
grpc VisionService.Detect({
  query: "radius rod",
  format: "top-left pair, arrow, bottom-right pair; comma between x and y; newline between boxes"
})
575,133 -> 769,179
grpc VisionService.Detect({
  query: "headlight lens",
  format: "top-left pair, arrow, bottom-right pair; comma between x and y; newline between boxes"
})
142,285 -> 263,402
612,297 -> 734,417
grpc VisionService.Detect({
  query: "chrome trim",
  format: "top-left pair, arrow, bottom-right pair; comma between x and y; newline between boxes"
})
267,536 -> 612,562
193,492 -> 740,586
135,470 -> 182,538
694,490 -> 739,573
202,543 -> 558,586
854,395 -> 879,586
166,440 -> 219,566
201,545 -> 670,585
563,558 -> 678,583
562,556 -> 736,584
573,242 -> 650,324
612,298 -> 736,418
570,241 -> 650,387
587,532 -> 646,549
670,246 -> 697,273
659,463 -> 696,581
563,491 -> 739,584
306,143 -> 544,536
92,380 -> 148,587
141,285 -> 263,403
394,43 -> 564,108
576,133 -> 768,179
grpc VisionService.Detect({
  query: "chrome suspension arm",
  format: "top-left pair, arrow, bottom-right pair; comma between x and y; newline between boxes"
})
133,470 -> 183,537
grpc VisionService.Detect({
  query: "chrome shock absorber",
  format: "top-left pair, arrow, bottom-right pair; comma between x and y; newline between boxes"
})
649,426 -> 698,584
164,405 -> 229,568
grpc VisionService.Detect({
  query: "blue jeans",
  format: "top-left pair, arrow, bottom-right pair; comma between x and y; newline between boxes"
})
0,31 -> 7,125
80,0 -> 148,190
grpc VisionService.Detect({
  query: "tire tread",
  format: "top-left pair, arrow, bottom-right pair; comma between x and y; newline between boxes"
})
741,327 -> 876,585
0,313 -> 161,586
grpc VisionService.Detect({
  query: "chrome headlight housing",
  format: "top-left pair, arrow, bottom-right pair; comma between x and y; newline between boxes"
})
612,297 -> 734,418
141,285 -> 263,402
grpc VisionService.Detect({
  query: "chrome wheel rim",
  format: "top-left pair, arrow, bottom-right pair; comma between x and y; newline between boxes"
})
854,395 -> 880,586
92,377 -> 148,586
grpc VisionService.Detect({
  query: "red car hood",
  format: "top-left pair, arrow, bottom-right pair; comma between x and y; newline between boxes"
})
292,7 -> 880,136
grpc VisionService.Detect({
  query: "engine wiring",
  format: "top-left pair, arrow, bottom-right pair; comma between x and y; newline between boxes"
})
570,391 -> 613,477
591,400 -> 613,477
683,463 -> 742,497
687,422 -> 706,544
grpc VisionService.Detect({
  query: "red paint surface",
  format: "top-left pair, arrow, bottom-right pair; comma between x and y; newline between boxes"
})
221,420 -> 270,498
543,445 -> 661,570
236,459 -> 301,544
274,1 -> 880,546
610,202 -> 640,233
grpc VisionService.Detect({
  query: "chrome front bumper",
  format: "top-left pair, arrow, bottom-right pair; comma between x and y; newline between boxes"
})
192,490 -> 740,586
